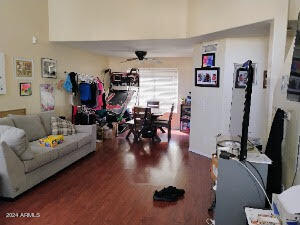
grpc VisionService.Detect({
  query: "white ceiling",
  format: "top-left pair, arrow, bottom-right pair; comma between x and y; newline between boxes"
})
55,21 -> 270,58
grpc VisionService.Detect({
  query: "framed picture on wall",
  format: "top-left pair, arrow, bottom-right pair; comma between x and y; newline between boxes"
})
234,63 -> 257,88
235,67 -> 248,88
195,67 -> 220,87
202,53 -> 215,67
41,58 -> 57,78
14,57 -> 33,79
20,82 -> 32,96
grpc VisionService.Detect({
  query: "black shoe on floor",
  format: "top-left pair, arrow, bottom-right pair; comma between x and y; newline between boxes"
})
153,186 -> 185,202
153,190 -> 178,202
163,186 -> 185,198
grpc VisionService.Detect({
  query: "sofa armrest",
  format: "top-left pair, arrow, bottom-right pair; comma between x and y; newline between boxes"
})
75,125 -> 97,151
0,141 -> 26,198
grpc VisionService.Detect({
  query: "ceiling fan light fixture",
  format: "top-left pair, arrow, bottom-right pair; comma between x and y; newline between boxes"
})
135,51 -> 147,60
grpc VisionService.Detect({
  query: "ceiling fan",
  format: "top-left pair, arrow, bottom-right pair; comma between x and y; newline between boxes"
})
120,51 -> 159,63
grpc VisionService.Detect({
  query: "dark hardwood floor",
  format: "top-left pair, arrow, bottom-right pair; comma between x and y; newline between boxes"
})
0,131 -> 212,225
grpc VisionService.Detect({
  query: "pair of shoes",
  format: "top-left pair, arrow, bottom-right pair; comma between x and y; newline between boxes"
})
153,186 -> 185,202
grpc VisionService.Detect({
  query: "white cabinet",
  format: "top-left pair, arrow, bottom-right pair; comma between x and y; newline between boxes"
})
0,52 -> 6,95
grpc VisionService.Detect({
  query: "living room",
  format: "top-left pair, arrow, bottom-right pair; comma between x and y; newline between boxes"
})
1,0 -> 300,225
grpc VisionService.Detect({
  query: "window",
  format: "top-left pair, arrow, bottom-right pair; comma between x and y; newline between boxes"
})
138,68 -> 178,113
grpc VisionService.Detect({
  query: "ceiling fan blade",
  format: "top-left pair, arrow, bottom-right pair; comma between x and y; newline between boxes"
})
120,58 -> 138,63
127,58 -> 138,61
144,57 -> 162,64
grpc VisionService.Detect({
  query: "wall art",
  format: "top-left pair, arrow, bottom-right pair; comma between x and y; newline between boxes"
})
202,53 -> 215,67
40,84 -> 55,111
20,82 -> 32,96
14,57 -> 33,79
195,67 -> 220,87
41,58 -> 57,78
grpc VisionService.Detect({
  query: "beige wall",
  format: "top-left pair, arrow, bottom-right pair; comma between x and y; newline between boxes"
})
49,0 -> 288,41
107,57 -> 193,129
289,0 -> 300,20
0,0 -> 108,117
188,0 -> 288,37
48,0 -> 188,41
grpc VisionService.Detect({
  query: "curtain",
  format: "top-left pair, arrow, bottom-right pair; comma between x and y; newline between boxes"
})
138,68 -> 178,113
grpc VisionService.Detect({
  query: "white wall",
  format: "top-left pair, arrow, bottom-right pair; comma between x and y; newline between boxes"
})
225,37 -> 269,147
189,40 -> 226,157
274,36 -> 300,187
189,37 -> 269,157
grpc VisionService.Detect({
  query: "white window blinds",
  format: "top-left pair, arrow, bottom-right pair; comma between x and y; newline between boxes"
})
139,68 -> 178,113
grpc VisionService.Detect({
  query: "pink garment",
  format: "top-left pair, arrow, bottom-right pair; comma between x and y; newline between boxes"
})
93,81 -> 104,110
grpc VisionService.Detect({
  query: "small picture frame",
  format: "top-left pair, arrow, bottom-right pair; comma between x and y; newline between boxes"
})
41,58 -> 57,78
14,57 -> 33,79
263,70 -> 267,89
202,53 -> 215,67
20,82 -> 32,96
235,68 -> 249,88
195,67 -> 220,87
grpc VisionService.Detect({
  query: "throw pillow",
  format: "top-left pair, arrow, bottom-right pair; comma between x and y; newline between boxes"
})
8,114 -> 47,142
0,125 -> 34,161
39,111 -> 57,136
51,117 -> 76,136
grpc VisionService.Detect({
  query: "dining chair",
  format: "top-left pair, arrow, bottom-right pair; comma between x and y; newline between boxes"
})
154,103 -> 175,140
126,107 -> 150,141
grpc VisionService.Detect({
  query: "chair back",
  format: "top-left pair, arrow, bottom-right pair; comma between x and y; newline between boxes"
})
168,104 -> 175,123
133,107 -> 146,129
147,101 -> 160,109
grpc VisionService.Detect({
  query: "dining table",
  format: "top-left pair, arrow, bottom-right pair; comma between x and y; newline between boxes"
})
148,108 -> 164,142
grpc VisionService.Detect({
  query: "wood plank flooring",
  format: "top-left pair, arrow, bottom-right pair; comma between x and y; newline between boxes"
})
0,131 -> 212,225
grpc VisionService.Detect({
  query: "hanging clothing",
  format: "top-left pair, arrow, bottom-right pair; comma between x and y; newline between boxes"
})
79,82 -> 92,103
69,72 -> 78,95
265,108 -> 285,203
102,92 -> 106,109
88,82 -> 98,108
63,74 -> 72,93
94,81 -> 104,110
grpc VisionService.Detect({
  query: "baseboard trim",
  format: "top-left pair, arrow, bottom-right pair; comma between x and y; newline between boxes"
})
189,147 -> 212,159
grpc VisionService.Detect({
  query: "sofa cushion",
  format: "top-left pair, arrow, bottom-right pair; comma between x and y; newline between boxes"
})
39,111 -> 57,135
75,133 -> 92,148
24,141 -> 59,173
9,115 -> 47,142
0,125 -> 34,161
52,136 -> 78,158
51,117 -> 76,136
0,117 -> 15,127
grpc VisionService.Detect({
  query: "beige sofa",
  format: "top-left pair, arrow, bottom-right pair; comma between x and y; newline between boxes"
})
0,111 -> 96,198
